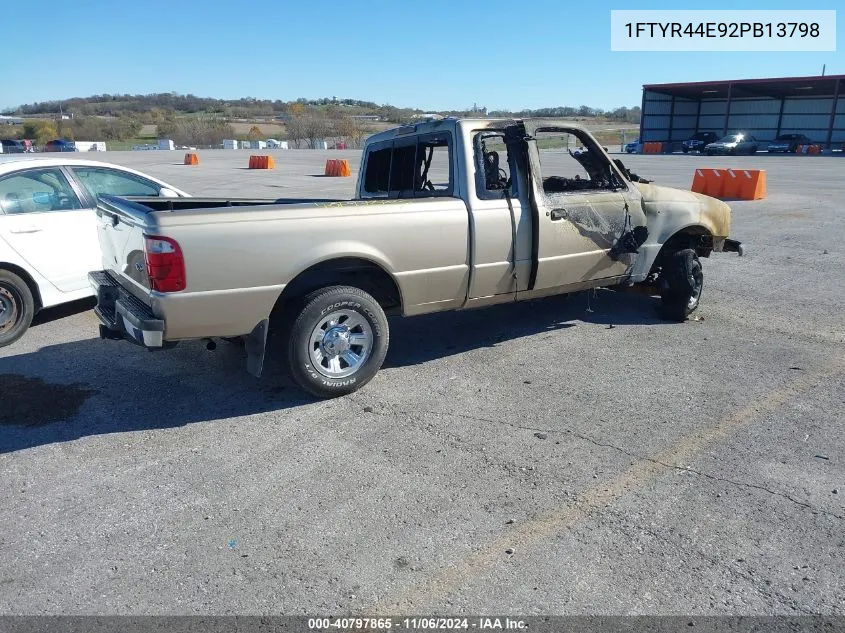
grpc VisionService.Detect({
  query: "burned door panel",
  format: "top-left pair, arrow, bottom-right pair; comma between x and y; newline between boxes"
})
521,120 -> 646,291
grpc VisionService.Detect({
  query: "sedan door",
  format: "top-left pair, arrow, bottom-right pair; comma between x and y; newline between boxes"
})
0,167 -> 100,293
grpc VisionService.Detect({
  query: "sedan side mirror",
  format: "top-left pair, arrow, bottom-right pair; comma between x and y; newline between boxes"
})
159,187 -> 179,198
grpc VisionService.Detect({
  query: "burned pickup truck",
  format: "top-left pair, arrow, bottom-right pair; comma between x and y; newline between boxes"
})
90,118 -> 743,398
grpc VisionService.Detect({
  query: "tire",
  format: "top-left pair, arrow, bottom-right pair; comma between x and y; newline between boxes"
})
286,285 -> 389,398
0,269 -> 35,347
659,249 -> 703,322
682,146 -> 689,154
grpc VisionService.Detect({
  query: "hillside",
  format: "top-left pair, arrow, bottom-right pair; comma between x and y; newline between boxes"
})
2,93 -> 640,149
3,93 -> 640,124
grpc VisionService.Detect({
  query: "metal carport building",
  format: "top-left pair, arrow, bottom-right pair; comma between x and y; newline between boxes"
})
639,74 -> 845,150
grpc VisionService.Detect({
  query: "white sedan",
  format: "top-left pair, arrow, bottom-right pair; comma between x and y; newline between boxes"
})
0,156 -> 190,346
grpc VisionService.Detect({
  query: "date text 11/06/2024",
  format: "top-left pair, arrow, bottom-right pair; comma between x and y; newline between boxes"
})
307,617 -> 528,630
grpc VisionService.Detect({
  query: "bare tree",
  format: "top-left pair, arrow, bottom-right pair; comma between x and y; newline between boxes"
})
302,114 -> 331,148
334,115 -> 371,148
284,116 -> 307,148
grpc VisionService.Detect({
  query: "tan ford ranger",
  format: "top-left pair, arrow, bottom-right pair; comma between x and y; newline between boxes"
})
89,118 -> 743,398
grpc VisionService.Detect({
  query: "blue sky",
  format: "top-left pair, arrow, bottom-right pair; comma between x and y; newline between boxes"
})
1,0 -> 842,111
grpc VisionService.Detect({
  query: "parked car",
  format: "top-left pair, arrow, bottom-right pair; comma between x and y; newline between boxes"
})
624,139 -> 639,153
704,133 -> 760,156
89,118 -> 743,399
0,139 -> 27,154
767,133 -> 811,153
0,157 -> 190,346
43,139 -> 76,152
682,132 -> 718,154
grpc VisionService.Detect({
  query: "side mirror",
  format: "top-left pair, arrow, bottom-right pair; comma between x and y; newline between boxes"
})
159,187 -> 179,198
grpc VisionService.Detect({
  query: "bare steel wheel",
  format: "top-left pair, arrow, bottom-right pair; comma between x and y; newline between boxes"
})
287,285 -> 389,398
0,269 -> 35,347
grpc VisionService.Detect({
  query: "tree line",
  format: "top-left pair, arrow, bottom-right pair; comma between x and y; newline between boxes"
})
7,117 -> 143,145
4,93 -> 640,124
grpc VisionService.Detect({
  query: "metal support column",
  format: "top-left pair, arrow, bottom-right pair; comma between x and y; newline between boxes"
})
722,83 -> 733,136
667,94 -> 676,153
695,98 -> 702,133
639,89 -> 647,144
775,95 -> 786,139
827,78 -> 841,149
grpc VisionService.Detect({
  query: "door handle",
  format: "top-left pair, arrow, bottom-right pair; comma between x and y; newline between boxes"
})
9,227 -> 42,234
550,209 -> 567,221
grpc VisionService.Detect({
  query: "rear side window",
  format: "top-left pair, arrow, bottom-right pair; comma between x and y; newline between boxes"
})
362,133 -> 453,198
71,167 -> 161,198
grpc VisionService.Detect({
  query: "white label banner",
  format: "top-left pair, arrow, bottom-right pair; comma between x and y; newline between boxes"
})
611,10 -> 836,51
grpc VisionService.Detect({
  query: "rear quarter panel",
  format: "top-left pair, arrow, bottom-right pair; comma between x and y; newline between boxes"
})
151,198 -> 470,339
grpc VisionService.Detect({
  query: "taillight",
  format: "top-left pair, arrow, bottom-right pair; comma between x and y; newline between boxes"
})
143,235 -> 185,292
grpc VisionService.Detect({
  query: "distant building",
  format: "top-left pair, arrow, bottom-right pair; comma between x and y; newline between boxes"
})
640,74 -> 844,148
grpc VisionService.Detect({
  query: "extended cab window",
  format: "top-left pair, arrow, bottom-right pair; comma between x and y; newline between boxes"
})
362,133 -> 453,198
534,130 -> 624,194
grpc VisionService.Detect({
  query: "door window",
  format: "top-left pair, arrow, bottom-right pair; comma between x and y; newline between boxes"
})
534,130 -> 624,194
473,131 -> 515,199
71,167 -> 161,199
0,168 -> 83,214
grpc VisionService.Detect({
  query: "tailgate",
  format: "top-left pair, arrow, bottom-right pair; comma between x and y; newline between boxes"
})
96,195 -> 156,295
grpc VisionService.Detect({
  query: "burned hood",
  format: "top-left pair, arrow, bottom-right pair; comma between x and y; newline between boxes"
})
634,182 -> 732,239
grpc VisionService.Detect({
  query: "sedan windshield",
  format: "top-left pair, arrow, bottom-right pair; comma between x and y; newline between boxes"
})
718,135 -> 742,143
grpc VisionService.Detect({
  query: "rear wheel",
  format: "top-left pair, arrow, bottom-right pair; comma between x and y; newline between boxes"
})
659,249 -> 703,322
286,285 -> 389,398
0,269 -> 35,347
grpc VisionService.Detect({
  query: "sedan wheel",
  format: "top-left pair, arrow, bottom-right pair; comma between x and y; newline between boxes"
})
0,270 -> 35,347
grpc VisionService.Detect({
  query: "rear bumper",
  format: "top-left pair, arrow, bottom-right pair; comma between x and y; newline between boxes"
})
89,270 -> 165,348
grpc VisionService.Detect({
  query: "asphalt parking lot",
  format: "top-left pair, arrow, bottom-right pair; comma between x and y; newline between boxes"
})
1,150 -> 843,616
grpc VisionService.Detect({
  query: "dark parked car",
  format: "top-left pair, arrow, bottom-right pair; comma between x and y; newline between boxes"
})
43,139 -> 76,152
624,138 -> 639,153
704,133 -> 759,156
0,139 -> 26,154
682,132 -> 718,153
767,134 -> 811,153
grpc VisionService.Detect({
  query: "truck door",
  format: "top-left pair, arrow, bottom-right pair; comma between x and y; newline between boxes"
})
521,121 -> 646,292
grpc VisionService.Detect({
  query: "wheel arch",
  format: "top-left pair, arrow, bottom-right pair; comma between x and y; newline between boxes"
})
0,262 -> 43,310
273,256 -> 403,317
650,224 -> 714,274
